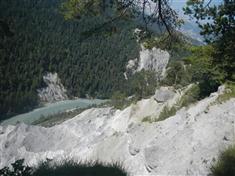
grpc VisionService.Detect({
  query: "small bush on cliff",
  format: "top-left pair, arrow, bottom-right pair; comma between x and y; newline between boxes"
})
179,84 -> 200,108
34,161 -> 127,176
110,91 -> 129,109
156,85 -> 201,122
211,146 -> 235,176
158,106 -> 177,121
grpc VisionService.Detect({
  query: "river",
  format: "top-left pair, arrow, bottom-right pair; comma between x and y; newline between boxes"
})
1,99 -> 106,126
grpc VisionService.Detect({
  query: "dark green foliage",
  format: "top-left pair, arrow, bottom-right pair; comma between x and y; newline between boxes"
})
162,61 -> 192,87
110,91 -> 127,109
0,159 -> 127,176
184,0 -> 235,82
128,70 -> 157,99
0,159 -> 32,176
141,31 -> 195,61
183,45 -> 221,98
110,70 -> 157,109
197,73 -> 220,99
177,84 -> 201,108
0,0 -> 139,120
0,20 -> 14,38
162,45 -> 221,99
211,146 -> 235,176
158,106 -> 177,121
34,161 -> 127,176
212,29 -> 235,81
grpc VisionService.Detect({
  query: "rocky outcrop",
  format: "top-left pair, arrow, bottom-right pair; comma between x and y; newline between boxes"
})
124,45 -> 170,80
0,87 -> 234,176
137,46 -> 170,75
37,73 -> 68,103
154,87 -> 175,103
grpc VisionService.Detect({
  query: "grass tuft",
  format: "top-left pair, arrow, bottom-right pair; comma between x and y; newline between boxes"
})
158,106 -> 177,122
141,116 -> 153,123
211,146 -> 235,176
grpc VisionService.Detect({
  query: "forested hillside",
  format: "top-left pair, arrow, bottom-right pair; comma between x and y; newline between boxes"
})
0,0 -> 140,119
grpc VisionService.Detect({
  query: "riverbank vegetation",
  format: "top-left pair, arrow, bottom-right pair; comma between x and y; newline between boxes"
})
32,107 -> 91,127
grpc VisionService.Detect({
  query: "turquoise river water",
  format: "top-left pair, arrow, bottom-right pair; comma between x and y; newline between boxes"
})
1,99 -> 106,125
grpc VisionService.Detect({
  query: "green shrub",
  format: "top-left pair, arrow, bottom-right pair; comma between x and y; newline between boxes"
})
179,84 -> 200,107
211,146 -> 235,176
110,91 -> 128,109
162,45 -> 222,100
161,61 -> 192,88
129,70 -> 157,99
110,69 -> 158,109
158,106 -> 177,121
34,161 -> 127,176
0,159 -> 127,176
197,74 -> 220,99
184,45 -> 222,98
141,116 -> 153,123
156,85 -> 200,122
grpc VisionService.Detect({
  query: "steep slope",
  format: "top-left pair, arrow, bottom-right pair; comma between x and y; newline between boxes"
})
0,87 -> 234,176
0,0 -> 139,118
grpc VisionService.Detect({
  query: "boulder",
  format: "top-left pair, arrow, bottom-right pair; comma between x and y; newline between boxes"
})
154,87 -> 175,103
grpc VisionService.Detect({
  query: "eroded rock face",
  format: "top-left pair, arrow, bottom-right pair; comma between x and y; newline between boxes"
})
0,88 -> 234,176
37,72 -> 68,103
124,45 -> 170,79
137,46 -> 170,76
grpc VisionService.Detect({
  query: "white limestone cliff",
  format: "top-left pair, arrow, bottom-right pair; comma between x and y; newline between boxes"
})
124,45 -> 170,80
0,86 -> 234,176
37,72 -> 68,103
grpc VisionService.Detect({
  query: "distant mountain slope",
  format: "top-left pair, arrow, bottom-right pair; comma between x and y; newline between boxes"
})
180,20 -> 204,44
0,0 -> 139,119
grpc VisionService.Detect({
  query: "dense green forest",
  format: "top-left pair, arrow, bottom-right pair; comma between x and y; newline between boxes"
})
0,0 -> 140,119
